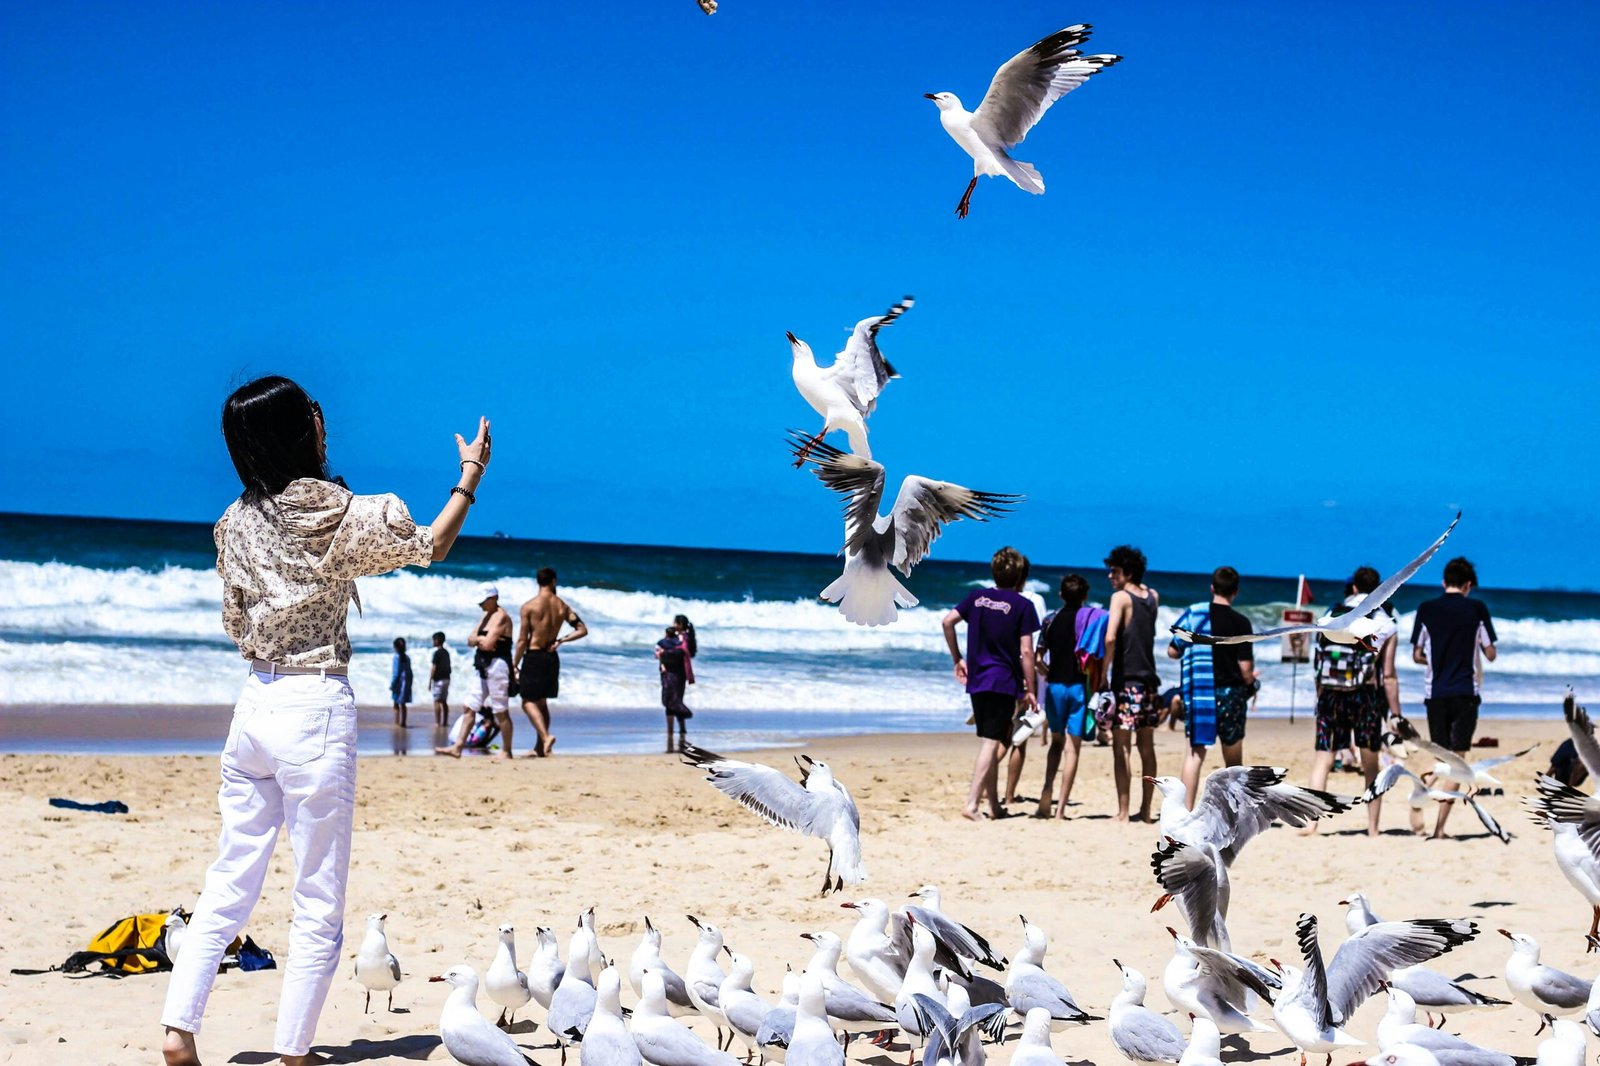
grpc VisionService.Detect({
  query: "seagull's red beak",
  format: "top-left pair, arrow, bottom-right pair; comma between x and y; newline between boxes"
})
429,975 -> 446,982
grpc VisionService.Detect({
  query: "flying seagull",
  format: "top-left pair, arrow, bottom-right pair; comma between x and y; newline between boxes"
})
1173,512 -> 1460,648
681,743 -> 864,895
1149,766 -> 1357,866
789,297 -> 912,463
789,433 -> 1020,626
924,25 -> 1121,218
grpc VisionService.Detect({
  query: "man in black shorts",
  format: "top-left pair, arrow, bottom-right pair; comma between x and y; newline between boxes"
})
515,567 -> 588,757
1412,556 -> 1497,838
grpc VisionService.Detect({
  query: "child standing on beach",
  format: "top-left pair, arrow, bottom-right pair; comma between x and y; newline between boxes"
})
160,376 -> 489,1066
428,630 -> 451,727
390,637 -> 413,727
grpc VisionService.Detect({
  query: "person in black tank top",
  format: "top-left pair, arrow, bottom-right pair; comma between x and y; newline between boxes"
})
1103,544 -> 1161,823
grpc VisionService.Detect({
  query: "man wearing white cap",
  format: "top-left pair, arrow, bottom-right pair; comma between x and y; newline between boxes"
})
435,583 -> 517,759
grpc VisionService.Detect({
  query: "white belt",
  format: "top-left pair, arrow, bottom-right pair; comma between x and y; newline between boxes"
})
250,658 -> 348,678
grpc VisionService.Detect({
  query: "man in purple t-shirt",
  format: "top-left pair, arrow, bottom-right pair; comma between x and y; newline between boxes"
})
942,546 -> 1040,821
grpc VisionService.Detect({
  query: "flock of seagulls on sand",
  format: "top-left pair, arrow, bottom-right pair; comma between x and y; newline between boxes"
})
339,687 -> 1600,1064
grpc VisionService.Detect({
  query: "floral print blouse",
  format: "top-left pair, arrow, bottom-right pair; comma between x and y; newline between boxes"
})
215,478 -> 434,669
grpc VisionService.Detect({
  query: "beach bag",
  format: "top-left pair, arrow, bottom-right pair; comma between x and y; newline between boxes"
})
10,909 -> 239,977
464,711 -> 500,750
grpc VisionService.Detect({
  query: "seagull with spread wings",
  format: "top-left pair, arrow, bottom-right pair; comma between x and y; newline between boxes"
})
1524,693 -> 1600,947
681,743 -> 864,896
1173,513 -> 1461,649
789,433 -> 1020,626
1148,766 -> 1357,867
789,297 -> 912,464
924,25 -> 1121,218
1272,913 -> 1478,1062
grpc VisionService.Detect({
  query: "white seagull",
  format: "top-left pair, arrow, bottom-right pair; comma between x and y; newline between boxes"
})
1162,929 -> 1279,1036
894,925 -> 946,1057
1178,1016 -> 1223,1066
684,915 -> 731,1049
755,969 -> 801,1064
1009,1008 -> 1061,1066
1150,767 -> 1356,866
584,966 -> 643,1066
799,931 -> 896,1042
791,433 -> 1020,626
1536,1019 -> 1586,1066
1524,693 -> 1600,945
631,916 -> 697,1018
550,928 -> 601,1062
840,898 -> 911,1004
487,924 -> 534,1029
1272,913 -> 1478,1064
530,926 -> 567,1011
681,744 -> 864,895
719,952 -> 772,1063
633,968 -> 740,1066
162,911 -> 188,963
1344,900 -> 1507,1025
1376,984 -> 1521,1066
354,912 -> 403,1014
1003,916 -> 1096,1027
578,907 -> 605,985
1174,513 -> 1460,648
788,297 -> 911,463
924,25 -> 1121,218
1366,1050 -> 1443,1066
1108,960 -> 1184,1064
432,964 -> 535,1066
1499,929 -> 1593,1032
1406,739 -> 1518,843
1362,764 -> 1443,835
789,974 -> 845,1066
906,885 -> 1007,976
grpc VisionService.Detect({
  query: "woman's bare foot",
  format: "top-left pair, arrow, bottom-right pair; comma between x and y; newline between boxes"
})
163,1028 -> 201,1066
961,807 -> 982,822
433,746 -> 461,758
493,750 -> 513,761
544,736 -> 557,755
1113,812 -> 1129,824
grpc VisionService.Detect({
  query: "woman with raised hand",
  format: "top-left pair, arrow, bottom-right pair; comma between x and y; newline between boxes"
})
161,375 -> 490,1066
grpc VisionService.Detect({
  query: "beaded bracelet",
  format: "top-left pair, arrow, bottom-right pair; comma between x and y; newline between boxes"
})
451,486 -> 476,505
461,459 -> 485,472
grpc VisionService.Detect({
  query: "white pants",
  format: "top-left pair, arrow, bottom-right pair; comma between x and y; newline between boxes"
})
465,657 -> 511,713
162,670 -> 358,1057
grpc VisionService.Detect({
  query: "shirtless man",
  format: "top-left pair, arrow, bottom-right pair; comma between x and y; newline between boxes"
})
436,584 -> 517,759
515,567 -> 588,756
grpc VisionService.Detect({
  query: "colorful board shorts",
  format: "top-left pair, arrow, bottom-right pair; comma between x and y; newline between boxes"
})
1044,682 -> 1090,738
1316,685 -> 1384,752
1111,680 -> 1160,731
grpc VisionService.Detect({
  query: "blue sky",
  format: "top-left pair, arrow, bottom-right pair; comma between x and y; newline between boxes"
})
3,1 -> 1597,589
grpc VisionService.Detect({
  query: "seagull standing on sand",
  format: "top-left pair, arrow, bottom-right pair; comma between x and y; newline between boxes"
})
1535,1019 -> 1586,1066
1177,1016 -> 1223,1066
1150,767 -> 1355,866
718,952 -> 771,1062
841,899 -> 910,1004
578,907 -> 606,983
790,974 -> 845,1066
530,926 -> 567,1011
487,924 -> 534,1029
790,435 -> 1020,627
1003,916 -> 1096,1027
1161,929 -> 1278,1036
1499,929 -> 1593,1031
685,915 -> 732,1049
906,885 -> 1007,976
1008,1008 -> 1061,1066
432,964 -> 535,1066
1342,894 -> 1507,1025
1174,514 -> 1460,648
1375,985 -> 1522,1066
800,931 -> 896,1043
681,744 -> 864,895
924,25 -> 1121,218
756,970 -> 801,1064
633,969 -> 740,1066
354,912 -> 403,1013
788,297 -> 912,463
550,929 -> 601,1062
1273,914 -> 1478,1064
894,925 -> 946,1057
631,917 -> 697,1018
1108,961 -> 1184,1064
584,967 -> 643,1066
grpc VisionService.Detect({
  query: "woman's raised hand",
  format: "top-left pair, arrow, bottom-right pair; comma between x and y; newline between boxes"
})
456,417 -> 491,475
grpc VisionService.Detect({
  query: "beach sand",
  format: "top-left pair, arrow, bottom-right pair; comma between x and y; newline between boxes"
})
0,716 -> 1578,1064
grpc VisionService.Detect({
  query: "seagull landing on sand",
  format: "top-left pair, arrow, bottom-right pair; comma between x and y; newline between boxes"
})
790,433 -> 1020,627
1173,513 -> 1460,649
681,743 -> 863,895
925,25 -> 1120,218
789,297 -> 912,464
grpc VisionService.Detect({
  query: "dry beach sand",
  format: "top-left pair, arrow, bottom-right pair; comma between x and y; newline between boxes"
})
0,716 -> 1583,1064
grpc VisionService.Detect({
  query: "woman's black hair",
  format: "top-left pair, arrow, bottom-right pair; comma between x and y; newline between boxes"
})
221,375 -> 334,504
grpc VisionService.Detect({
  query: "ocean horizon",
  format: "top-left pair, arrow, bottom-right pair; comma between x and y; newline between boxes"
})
3,511 -> 1597,756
